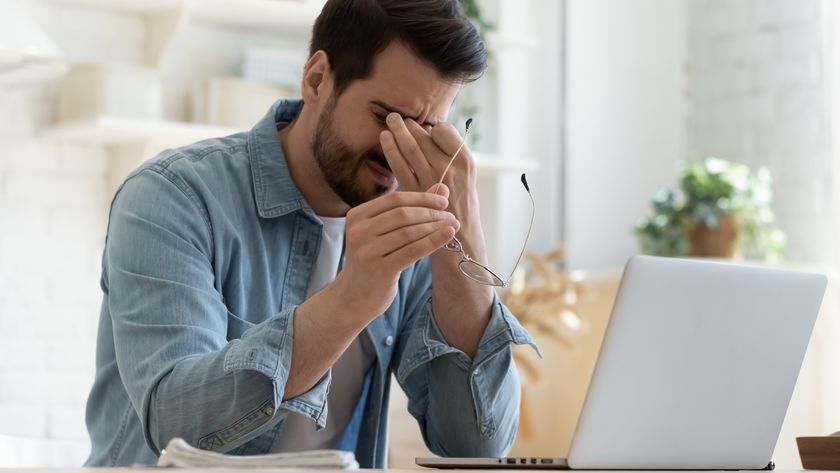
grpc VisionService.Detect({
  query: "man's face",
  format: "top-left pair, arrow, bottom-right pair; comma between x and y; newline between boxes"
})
310,41 -> 461,207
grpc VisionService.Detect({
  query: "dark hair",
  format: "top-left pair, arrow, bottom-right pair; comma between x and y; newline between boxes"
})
310,0 -> 488,95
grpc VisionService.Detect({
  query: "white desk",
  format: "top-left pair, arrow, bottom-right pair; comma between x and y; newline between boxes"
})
0,469 -> 828,473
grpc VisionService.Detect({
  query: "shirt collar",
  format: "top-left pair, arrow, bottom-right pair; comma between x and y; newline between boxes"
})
248,99 -> 317,219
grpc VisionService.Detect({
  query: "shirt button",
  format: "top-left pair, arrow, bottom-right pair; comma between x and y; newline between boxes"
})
384,336 -> 394,347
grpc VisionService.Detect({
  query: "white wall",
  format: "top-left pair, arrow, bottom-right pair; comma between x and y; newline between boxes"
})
565,0 -> 833,269
685,2 -> 836,466
0,2 -> 138,449
687,0 -> 832,263
0,1 -> 306,462
0,84 -> 106,444
494,0 -> 564,264
565,0 -> 687,271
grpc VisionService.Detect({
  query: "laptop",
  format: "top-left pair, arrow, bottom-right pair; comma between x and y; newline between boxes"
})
417,255 -> 827,470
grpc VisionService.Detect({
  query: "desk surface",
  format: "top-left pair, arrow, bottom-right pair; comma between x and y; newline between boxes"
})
0,467 -> 822,473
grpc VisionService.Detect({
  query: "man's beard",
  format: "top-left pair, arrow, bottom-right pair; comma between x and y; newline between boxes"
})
311,99 -> 391,208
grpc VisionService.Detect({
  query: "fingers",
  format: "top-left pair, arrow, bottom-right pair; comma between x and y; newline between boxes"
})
384,224 -> 457,272
367,204 -> 457,236
431,122 -> 475,189
344,182 -> 458,280
386,113 -> 433,175
380,113 -> 475,196
378,219 -> 460,256
426,183 -> 450,199
403,118 -> 439,163
380,130 -> 418,189
350,190 -> 447,220
430,122 -> 465,158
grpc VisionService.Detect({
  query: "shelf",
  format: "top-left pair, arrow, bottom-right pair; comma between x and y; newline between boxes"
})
191,0 -> 321,33
41,116 -> 537,174
0,59 -> 67,88
41,116 -> 243,146
46,0 -> 321,65
48,0 -> 538,49
47,0 -> 321,33
0,3 -> 68,87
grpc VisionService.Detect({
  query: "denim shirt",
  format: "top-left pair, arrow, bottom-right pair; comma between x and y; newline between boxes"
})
84,99 -> 538,467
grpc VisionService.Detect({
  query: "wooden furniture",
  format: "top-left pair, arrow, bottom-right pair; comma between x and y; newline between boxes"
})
798,435 -> 840,470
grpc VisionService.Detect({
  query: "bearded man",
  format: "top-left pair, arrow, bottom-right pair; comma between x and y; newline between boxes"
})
84,0 -> 535,467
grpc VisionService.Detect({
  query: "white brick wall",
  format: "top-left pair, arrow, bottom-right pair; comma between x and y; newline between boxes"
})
0,1 -> 308,460
687,0 -> 832,262
0,124 -> 104,453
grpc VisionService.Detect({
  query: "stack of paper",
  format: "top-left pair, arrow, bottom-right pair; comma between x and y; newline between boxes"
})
157,438 -> 359,469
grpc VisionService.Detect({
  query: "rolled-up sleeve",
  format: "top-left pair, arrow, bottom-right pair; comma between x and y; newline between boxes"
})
107,167 -> 328,454
393,263 -> 540,457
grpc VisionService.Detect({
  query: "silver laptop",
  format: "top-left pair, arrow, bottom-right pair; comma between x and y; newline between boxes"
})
417,255 -> 826,470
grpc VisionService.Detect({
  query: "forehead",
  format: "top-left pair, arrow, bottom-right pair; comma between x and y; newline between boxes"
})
342,41 -> 461,121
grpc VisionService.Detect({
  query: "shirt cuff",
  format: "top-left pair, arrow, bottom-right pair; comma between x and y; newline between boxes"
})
222,305 -> 330,428
396,292 -> 540,383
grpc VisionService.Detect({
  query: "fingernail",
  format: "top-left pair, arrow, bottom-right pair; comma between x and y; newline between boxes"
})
387,113 -> 400,125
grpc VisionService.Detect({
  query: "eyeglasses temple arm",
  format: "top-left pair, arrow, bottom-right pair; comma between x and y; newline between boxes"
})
434,119 -> 472,196
504,173 -> 536,284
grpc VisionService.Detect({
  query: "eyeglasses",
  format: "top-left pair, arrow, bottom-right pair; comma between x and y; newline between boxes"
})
433,119 -> 535,288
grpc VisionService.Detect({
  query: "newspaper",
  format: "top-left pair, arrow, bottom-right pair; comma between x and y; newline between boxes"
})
157,438 -> 359,469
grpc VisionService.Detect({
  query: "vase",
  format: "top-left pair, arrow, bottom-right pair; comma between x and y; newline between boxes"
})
684,214 -> 740,258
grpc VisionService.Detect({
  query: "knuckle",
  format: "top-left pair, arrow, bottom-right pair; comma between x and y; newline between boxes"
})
462,154 -> 476,173
432,122 -> 456,139
398,226 -> 415,241
391,193 -> 409,208
397,207 -> 412,220
346,226 -> 364,243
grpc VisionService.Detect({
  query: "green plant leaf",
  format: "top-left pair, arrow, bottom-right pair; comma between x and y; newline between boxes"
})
632,157 -> 786,260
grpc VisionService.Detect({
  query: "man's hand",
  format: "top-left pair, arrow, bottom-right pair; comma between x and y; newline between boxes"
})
379,113 -> 493,359
380,112 -> 487,261
379,113 -> 477,222
331,187 -> 460,322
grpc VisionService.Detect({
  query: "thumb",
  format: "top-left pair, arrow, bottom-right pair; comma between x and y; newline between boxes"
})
427,183 -> 450,199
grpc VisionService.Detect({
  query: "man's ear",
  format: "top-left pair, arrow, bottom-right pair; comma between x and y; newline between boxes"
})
301,50 -> 333,105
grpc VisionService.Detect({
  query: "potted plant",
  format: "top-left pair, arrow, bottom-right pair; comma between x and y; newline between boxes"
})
634,157 -> 787,260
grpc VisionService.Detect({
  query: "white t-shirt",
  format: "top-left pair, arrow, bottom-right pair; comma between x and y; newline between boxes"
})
272,215 -> 377,452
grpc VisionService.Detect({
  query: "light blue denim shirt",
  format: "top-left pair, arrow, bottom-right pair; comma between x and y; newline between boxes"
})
85,99 -> 538,467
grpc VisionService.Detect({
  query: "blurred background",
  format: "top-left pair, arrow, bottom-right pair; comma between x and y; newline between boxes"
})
0,0 -> 838,468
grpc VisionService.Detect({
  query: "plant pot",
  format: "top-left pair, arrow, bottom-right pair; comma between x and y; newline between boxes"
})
684,214 -> 741,258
